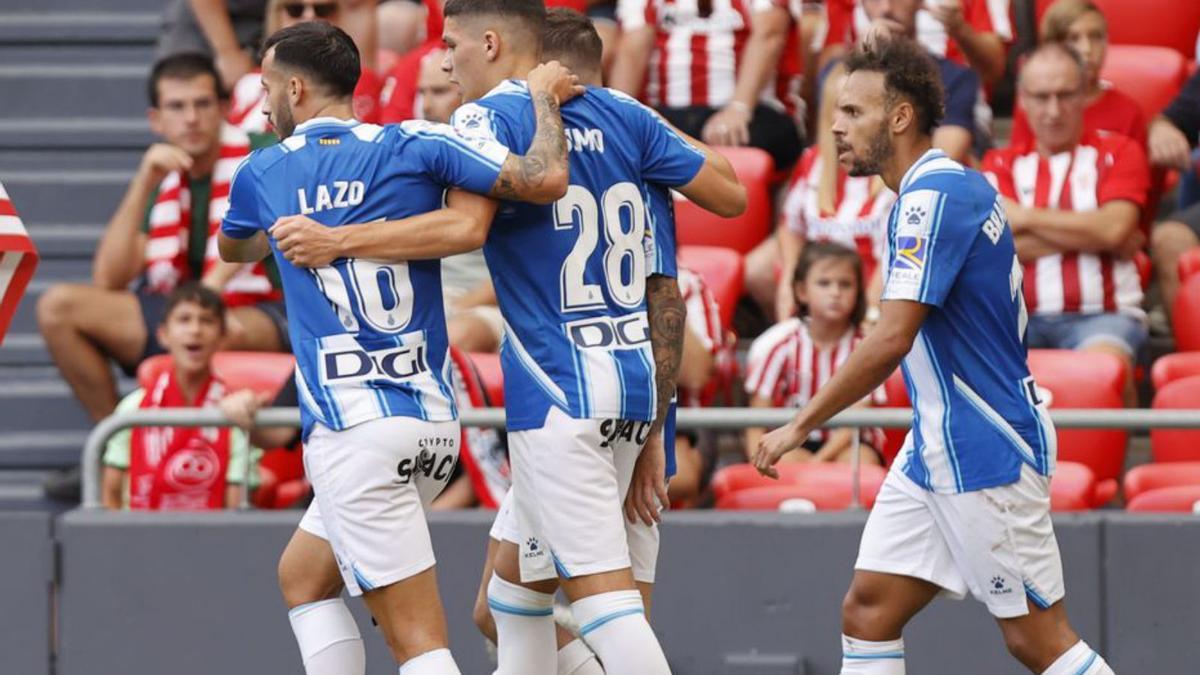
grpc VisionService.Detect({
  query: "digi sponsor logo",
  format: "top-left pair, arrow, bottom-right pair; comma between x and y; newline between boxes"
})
565,315 -> 650,350
894,236 -> 927,271
319,343 -> 428,385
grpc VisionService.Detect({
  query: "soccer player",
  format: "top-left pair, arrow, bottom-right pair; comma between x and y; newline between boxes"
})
268,4 -> 745,672
754,38 -> 1116,675
217,20 -> 582,675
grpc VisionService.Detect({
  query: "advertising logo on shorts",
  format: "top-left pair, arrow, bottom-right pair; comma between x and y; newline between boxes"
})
163,438 -> 221,491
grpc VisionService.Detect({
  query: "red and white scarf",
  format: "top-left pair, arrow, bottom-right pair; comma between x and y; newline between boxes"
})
0,180 -> 38,344
128,368 -> 233,511
144,124 -> 278,307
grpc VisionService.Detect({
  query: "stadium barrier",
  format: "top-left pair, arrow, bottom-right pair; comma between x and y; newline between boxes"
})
80,406 -> 1200,508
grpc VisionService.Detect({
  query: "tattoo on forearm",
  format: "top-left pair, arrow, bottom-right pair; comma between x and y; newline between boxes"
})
646,274 -> 686,434
492,92 -> 568,200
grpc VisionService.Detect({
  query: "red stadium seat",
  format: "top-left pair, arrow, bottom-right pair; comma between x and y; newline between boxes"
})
716,481 -> 878,511
1126,485 -> 1200,513
1172,276 -> 1200,352
674,147 -> 774,254
678,245 -> 743,329
1150,376 -> 1200,463
467,351 -> 504,407
878,369 -> 909,466
1178,247 -> 1200,283
1050,461 -> 1096,512
137,351 -> 296,396
1150,353 -> 1200,390
1099,45 -> 1188,120
711,462 -> 886,507
1026,349 -> 1126,506
1124,461 -> 1200,501
1093,0 -> 1200,60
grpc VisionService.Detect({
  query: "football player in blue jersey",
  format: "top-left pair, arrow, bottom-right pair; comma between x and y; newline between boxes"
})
264,4 -> 745,673
754,38 -> 1114,675
216,21 -> 584,675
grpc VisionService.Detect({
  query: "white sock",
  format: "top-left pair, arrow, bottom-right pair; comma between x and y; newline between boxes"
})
487,573 -> 557,674
841,635 -> 905,674
1042,641 -> 1115,675
399,648 -> 461,674
573,590 -> 669,675
287,598 -> 366,675
558,638 -> 605,675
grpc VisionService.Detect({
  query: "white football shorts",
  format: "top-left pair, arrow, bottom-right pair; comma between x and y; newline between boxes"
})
501,406 -> 656,584
855,463 -> 1065,618
299,416 -> 460,596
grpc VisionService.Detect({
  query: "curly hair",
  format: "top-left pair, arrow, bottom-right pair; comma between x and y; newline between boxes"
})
843,38 -> 944,137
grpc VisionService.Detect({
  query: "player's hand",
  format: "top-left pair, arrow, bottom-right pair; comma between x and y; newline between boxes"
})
1148,117 -> 1192,171
526,60 -> 585,106
219,388 -> 272,430
271,215 -> 344,268
138,143 -> 193,185
625,433 -> 670,525
754,421 -> 808,478
701,103 -> 752,147
925,0 -> 965,34
861,17 -> 905,49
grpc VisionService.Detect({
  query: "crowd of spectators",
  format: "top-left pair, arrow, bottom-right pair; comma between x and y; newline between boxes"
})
42,0 -> 1200,510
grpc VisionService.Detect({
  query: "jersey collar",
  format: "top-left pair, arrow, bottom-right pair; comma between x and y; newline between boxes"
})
293,116 -> 360,135
899,148 -> 948,193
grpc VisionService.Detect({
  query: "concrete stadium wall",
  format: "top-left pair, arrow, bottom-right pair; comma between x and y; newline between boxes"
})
21,510 -> 1199,674
0,512 -> 53,675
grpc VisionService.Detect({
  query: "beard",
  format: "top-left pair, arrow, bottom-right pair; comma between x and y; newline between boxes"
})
270,99 -> 296,139
845,123 -> 893,178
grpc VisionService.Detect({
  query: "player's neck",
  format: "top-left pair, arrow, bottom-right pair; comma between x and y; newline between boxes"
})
881,136 -> 933,193
806,317 -> 848,345
294,100 -> 356,130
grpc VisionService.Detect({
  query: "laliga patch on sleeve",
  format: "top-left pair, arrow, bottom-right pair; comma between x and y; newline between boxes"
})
894,235 -> 927,271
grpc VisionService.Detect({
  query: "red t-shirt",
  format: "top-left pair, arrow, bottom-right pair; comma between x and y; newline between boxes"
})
1010,85 -> 1147,150
379,41 -> 441,123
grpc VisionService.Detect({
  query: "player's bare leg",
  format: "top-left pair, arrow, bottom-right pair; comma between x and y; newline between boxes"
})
840,570 -> 940,673
279,529 -> 364,675
37,284 -> 145,420
361,567 -> 459,671
997,600 -> 1112,674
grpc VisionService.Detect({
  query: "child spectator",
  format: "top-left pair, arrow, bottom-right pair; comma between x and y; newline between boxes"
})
743,241 -> 883,465
102,284 -> 261,511
744,64 -> 895,322
1009,0 -> 1146,150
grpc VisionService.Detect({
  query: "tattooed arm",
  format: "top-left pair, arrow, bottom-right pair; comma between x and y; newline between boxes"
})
625,273 -> 686,525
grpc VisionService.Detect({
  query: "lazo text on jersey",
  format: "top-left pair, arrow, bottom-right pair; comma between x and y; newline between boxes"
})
297,180 -> 366,214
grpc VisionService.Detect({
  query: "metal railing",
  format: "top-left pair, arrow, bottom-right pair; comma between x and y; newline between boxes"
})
79,406 -> 1200,508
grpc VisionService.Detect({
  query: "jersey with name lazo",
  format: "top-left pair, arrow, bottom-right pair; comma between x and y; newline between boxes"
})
883,149 -> 1056,494
221,117 -> 508,439
451,82 -> 705,431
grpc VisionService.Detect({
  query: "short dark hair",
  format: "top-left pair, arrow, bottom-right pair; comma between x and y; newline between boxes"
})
443,0 -> 547,46
541,8 -> 602,73
147,53 -> 225,108
261,21 -> 360,99
844,38 -> 944,137
163,282 -> 226,330
792,241 -> 867,326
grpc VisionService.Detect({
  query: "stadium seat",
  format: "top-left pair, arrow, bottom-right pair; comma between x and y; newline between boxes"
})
716,482 -> 878,511
1125,485 -> 1200,513
1172,276 -> 1200,351
1124,462 -> 1200,501
674,147 -> 774,254
711,462 -> 886,507
1026,349 -> 1126,506
467,351 -> 504,407
137,352 -> 296,396
1177,247 -> 1200,283
1150,376 -> 1200,463
878,369 -> 909,466
1092,0 -> 1200,60
1099,45 -> 1188,120
1050,461 -> 1096,512
1150,353 -> 1200,390
678,245 -> 743,329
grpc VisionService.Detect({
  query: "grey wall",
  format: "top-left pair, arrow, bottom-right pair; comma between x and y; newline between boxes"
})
27,510 -> 1200,675
0,512 -> 54,675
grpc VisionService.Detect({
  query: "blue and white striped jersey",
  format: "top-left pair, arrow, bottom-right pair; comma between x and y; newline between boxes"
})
451,81 -> 705,431
221,117 -> 508,440
883,149 -> 1056,493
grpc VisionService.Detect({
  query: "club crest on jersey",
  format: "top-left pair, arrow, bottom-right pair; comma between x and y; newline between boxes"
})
894,236 -> 927,271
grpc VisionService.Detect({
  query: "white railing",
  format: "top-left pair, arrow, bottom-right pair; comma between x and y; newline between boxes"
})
79,407 -> 1200,508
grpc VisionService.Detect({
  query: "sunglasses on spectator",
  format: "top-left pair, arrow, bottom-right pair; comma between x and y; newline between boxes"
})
282,2 -> 338,19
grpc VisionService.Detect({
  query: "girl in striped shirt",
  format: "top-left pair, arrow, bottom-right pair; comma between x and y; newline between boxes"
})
743,241 -> 883,465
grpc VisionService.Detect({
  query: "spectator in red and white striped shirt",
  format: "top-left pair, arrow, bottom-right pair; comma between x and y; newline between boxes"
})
610,0 -> 804,170
983,44 -> 1149,400
743,241 -> 884,465
0,181 -> 38,346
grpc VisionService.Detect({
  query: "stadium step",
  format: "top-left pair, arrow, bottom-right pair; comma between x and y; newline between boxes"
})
0,43 -> 155,65
0,63 -> 148,120
0,433 -> 84,470
0,11 -> 158,43
0,376 -> 93,433
0,118 -> 153,150
0,168 -> 131,224
0,470 -> 75,510
24,223 -> 105,258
